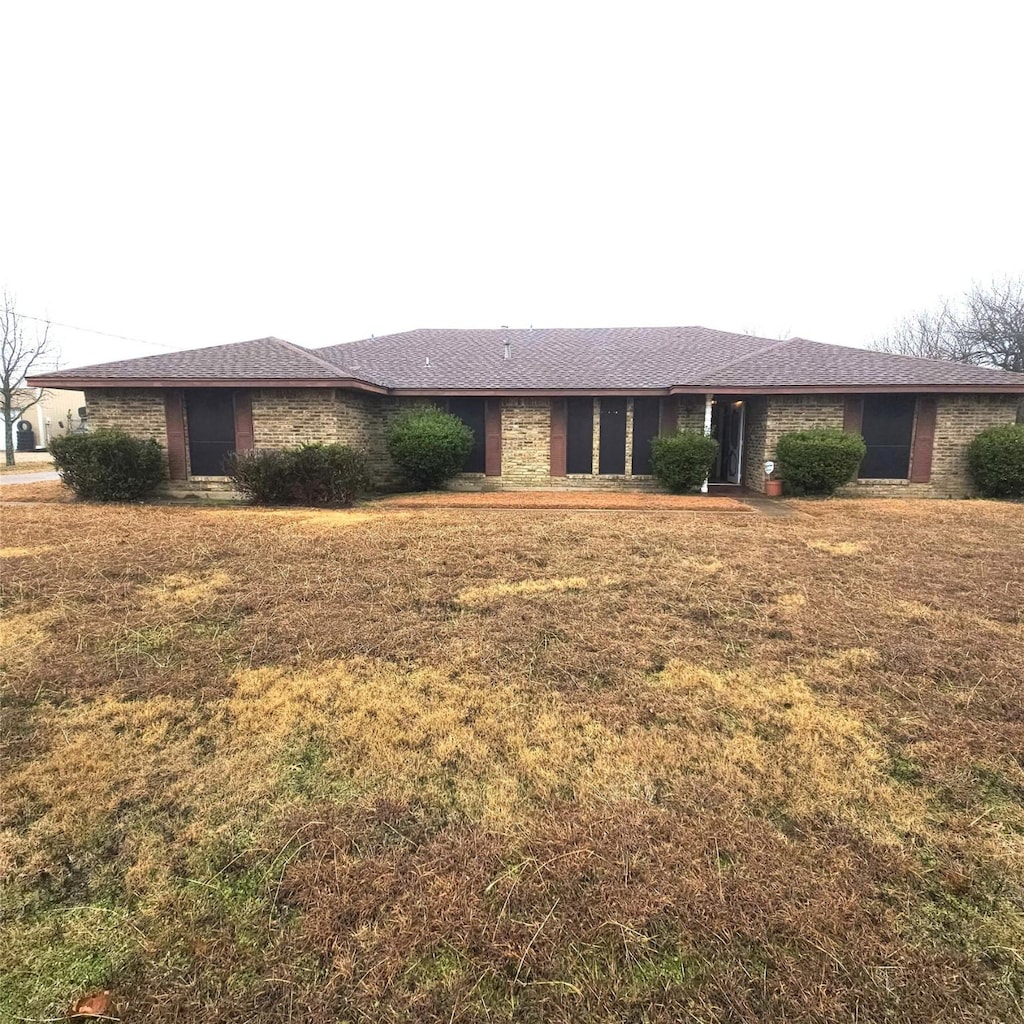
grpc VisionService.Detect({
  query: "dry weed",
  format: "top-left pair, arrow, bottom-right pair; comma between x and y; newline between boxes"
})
1,498 -> 1022,1023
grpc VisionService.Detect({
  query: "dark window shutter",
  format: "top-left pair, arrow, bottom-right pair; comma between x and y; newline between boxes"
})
843,396 -> 864,435
234,391 -> 254,452
550,399 -> 567,476
485,398 -> 502,476
909,397 -> 937,483
165,390 -> 187,480
660,397 -> 678,435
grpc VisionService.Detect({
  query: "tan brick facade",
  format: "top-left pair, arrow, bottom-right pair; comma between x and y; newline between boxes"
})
84,388 -> 168,446
499,397 -> 552,485
83,386 -> 1020,497
741,393 -> 1021,497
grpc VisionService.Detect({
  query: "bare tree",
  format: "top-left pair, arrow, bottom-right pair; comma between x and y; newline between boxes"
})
872,276 -> 1024,374
1,292 -> 59,466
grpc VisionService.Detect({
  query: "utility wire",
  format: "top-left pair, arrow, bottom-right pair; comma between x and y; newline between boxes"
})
16,312 -> 176,350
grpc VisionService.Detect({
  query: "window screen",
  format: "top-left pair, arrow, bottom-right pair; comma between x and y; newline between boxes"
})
598,397 -> 627,474
566,397 -> 594,474
631,397 -> 661,475
447,397 -> 486,473
859,395 -> 916,479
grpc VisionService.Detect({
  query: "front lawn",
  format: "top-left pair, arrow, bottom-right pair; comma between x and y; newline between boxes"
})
1,500 -> 1022,1023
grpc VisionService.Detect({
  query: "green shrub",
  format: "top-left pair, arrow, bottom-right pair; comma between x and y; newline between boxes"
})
50,428 -> 165,501
966,424 -> 1024,498
386,407 -> 474,490
775,428 -> 866,496
227,443 -> 372,506
649,430 -> 719,493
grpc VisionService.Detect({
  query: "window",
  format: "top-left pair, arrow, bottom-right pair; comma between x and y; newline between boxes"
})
566,397 -> 594,473
859,395 -> 916,479
598,398 -> 627,474
446,397 -> 486,473
631,397 -> 661,475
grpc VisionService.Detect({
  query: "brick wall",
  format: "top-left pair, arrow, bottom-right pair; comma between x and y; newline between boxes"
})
741,397 -> 769,491
250,388 -> 342,447
750,392 -> 1019,498
499,397 -> 552,485
837,393 -> 1021,498
84,387 -> 1020,498
84,389 -> 168,446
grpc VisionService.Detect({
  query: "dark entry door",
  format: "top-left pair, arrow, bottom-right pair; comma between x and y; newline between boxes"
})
710,400 -> 744,483
186,390 -> 236,475
598,397 -> 627,474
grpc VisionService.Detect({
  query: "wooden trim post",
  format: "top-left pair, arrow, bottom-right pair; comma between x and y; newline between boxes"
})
164,390 -> 187,480
843,396 -> 864,435
660,396 -> 678,435
484,397 -> 502,476
550,398 -> 567,476
909,396 -> 937,483
233,390 -> 254,452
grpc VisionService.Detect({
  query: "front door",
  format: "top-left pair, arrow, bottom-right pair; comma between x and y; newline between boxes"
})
710,399 -> 745,484
185,390 -> 236,476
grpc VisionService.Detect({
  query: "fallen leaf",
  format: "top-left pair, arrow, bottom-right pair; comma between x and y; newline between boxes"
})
70,990 -> 119,1020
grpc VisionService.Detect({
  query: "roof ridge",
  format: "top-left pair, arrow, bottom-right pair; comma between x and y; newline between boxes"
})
271,337 -> 382,384
687,336 -> 797,385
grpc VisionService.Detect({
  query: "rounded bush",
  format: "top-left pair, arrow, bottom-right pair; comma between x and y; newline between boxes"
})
386,407 -> 473,490
649,430 -> 719,493
775,428 -> 866,496
227,443 -> 372,506
50,428 -> 166,501
966,424 -> 1024,498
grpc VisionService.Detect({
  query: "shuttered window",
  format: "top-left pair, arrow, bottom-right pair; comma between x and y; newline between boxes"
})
598,398 -> 627,474
447,397 -> 486,473
631,397 -> 661,475
860,395 -> 916,479
566,397 -> 594,474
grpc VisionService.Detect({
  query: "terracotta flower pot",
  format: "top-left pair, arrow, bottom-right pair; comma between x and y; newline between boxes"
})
764,478 -> 783,497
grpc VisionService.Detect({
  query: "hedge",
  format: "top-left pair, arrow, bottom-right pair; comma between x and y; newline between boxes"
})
649,431 -> 719,493
227,443 -> 372,506
50,428 -> 165,501
386,407 -> 474,490
966,424 -> 1024,498
775,428 -> 866,496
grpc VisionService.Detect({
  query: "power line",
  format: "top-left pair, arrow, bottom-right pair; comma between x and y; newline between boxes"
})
16,312 -> 176,350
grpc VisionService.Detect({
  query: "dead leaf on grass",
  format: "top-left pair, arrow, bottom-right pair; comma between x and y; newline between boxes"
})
70,989 -> 119,1020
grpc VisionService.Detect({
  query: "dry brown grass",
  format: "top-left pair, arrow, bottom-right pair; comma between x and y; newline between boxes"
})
0,479 -> 72,502
375,490 -> 751,510
1,498 -> 1023,1022
0,461 -> 54,475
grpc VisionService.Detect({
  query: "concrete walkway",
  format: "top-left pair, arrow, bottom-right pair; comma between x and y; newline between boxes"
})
0,471 -> 61,485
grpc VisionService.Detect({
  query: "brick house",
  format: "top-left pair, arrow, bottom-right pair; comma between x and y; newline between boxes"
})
29,327 -> 1024,497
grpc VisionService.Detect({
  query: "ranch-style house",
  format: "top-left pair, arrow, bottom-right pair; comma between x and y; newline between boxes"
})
30,326 -> 1024,497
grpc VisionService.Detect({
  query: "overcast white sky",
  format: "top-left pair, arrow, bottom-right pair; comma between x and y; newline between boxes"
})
2,0 -> 1021,372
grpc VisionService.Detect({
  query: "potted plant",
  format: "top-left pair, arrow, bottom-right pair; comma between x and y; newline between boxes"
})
763,459 -> 783,497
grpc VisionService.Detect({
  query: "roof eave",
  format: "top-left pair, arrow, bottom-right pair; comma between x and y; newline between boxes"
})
26,375 -> 389,394
670,383 -> 1024,395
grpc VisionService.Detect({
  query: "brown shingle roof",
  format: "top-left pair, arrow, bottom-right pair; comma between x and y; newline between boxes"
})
34,337 -> 357,383
30,327 -> 1024,392
316,326 -> 783,390
701,337 -> 1024,389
